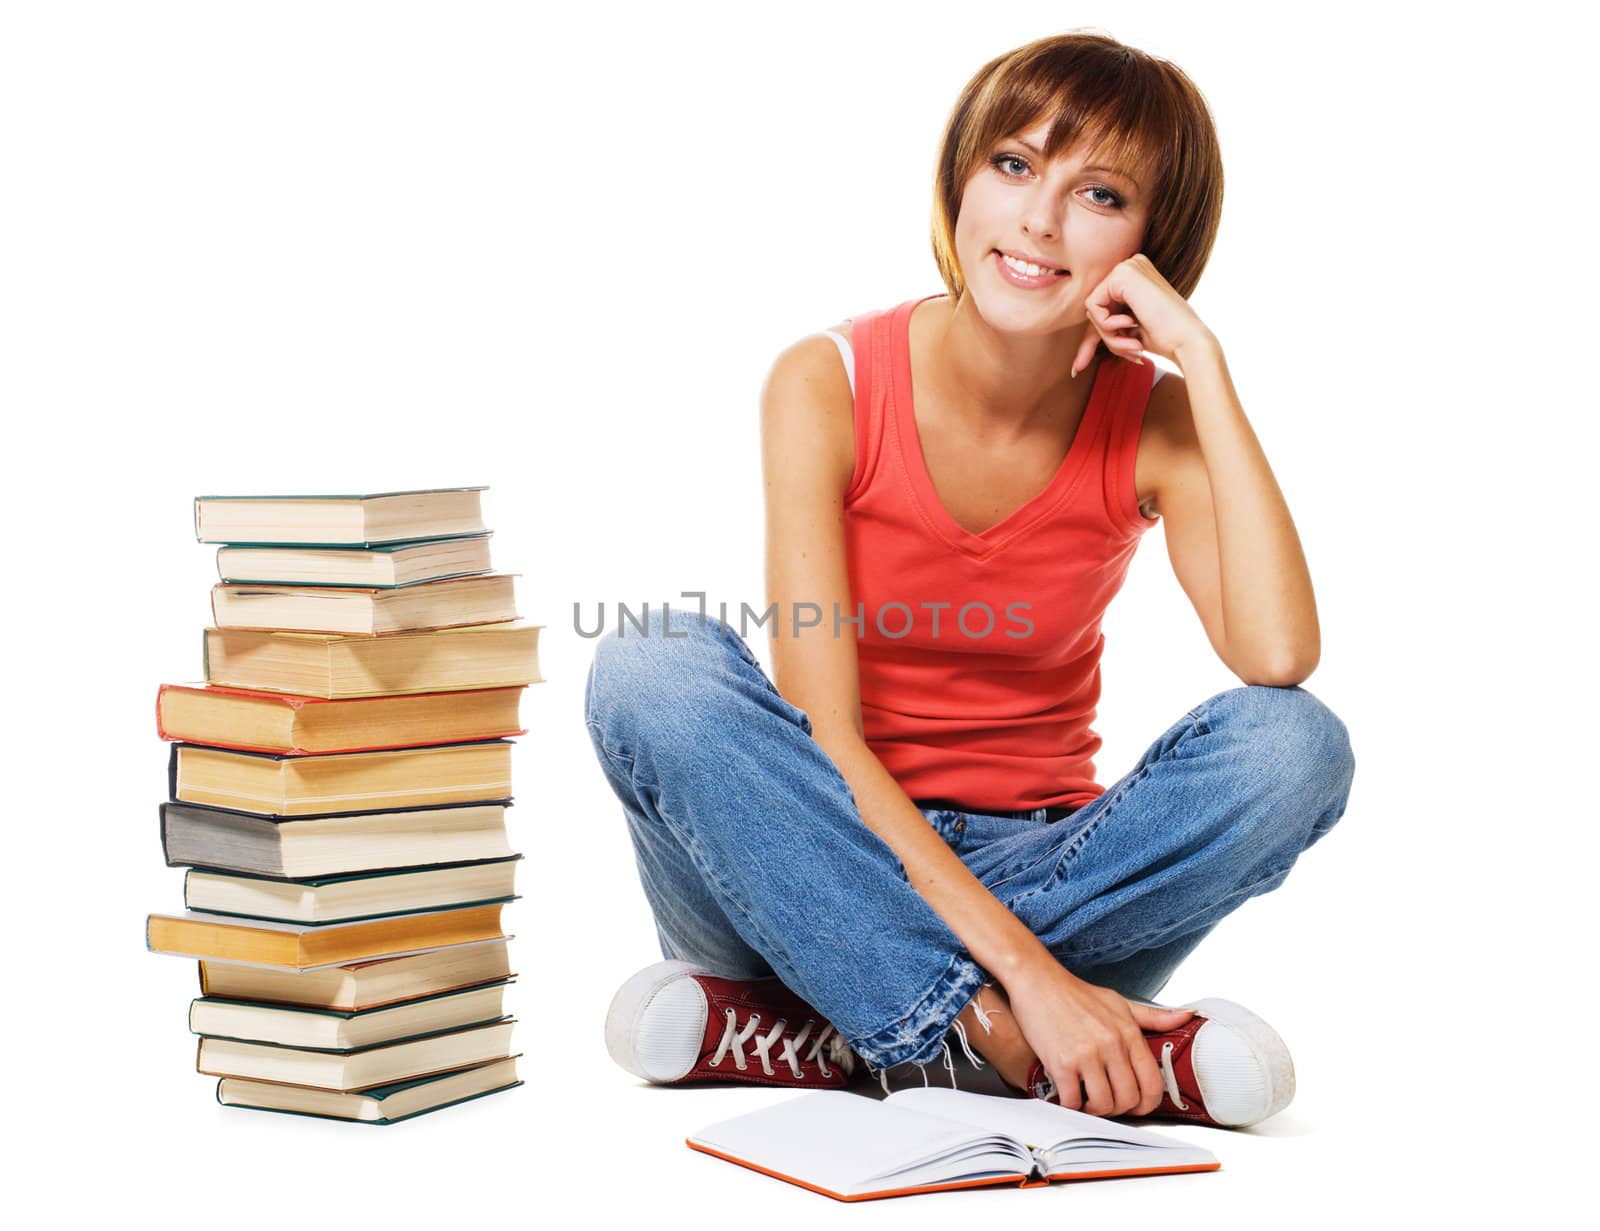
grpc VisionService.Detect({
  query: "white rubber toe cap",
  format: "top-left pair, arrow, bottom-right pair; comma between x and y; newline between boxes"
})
1186,997 -> 1296,1127
604,960 -> 710,1084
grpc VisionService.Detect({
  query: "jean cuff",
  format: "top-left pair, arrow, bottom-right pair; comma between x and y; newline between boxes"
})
845,952 -> 988,1069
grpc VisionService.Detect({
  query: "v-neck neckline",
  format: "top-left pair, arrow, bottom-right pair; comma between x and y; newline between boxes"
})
891,294 -> 1118,558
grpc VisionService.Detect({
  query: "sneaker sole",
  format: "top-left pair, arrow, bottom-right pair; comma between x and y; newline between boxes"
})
1184,996 -> 1297,1127
604,959 -> 710,1083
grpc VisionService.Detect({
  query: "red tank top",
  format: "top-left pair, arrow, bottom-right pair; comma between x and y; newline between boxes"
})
842,294 -> 1161,812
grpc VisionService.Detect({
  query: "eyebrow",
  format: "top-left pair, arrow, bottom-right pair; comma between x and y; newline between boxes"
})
1014,137 -> 1141,189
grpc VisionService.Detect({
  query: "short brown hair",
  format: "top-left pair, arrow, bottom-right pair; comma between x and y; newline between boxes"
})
931,31 -> 1224,304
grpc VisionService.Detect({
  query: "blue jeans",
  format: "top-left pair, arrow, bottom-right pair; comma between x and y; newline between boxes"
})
584,607 -> 1354,1071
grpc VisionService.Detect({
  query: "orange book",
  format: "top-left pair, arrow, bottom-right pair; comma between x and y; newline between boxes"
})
156,683 -> 526,754
686,1088 -> 1218,1201
146,902 -> 508,971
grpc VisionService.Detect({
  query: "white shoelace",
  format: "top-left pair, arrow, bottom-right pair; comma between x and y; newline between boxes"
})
706,1009 -> 854,1079
1159,1041 -> 1189,1110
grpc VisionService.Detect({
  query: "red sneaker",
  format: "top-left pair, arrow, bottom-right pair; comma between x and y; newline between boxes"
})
1023,998 -> 1296,1128
604,960 -> 857,1088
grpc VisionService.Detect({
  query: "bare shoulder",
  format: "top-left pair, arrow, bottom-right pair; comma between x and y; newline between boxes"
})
758,326 -> 857,496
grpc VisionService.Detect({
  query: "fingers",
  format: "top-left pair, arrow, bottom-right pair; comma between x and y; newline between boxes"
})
1128,1003 -> 1196,1030
1069,327 -> 1099,379
1046,1064 -> 1081,1111
1130,1035 -> 1166,1115
1073,312 -> 1145,378
1105,1053 -> 1143,1117
1080,1064 -> 1116,1118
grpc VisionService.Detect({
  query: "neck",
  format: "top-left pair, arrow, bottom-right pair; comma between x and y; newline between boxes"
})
920,292 -> 1099,439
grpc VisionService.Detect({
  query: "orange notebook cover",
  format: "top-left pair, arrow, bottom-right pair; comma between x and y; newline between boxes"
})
685,1088 -> 1219,1202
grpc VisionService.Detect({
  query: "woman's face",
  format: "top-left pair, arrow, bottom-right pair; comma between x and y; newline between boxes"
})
953,119 -> 1150,336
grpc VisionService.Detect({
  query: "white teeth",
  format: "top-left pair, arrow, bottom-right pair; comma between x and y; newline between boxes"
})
1001,254 -> 1057,278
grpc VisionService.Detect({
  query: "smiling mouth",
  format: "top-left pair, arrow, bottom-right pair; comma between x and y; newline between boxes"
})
993,250 -> 1069,280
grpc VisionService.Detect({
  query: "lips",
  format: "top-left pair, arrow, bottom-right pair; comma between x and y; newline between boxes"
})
992,250 -> 1069,289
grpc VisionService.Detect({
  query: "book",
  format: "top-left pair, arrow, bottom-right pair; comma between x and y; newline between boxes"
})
216,1055 -> 522,1123
183,857 -> 521,924
199,939 -> 514,1011
145,902 -> 508,970
209,574 -> 518,636
203,621 -> 543,698
197,1018 -> 516,1091
161,800 -> 515,878
216,535 -> 494,588
687,1087 -> 1219,1202
190,981 -> 512,1050
169,740 -> 513,816
156,684 -> 526,755
194,488 -> 488,547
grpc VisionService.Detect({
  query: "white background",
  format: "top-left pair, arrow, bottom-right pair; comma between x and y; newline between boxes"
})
4,2 -> 1593,1225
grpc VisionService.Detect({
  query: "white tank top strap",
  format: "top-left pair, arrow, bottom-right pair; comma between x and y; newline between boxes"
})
807,329 -> 855,398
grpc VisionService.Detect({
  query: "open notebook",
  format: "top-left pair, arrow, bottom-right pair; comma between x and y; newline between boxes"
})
688,1087 -> 1219,1201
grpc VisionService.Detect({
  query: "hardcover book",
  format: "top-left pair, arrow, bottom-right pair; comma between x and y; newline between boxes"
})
194,488 -> 488,547
202,621 -> 543,698
197,1018 -> 517,1091
209,573 -> 518,636
169,740 -> 513,816
216,1055 -> 521,1123
688,1087 -> 1219,1202
182,857 -> 522,924
156,684 -> 526,755
216,534 -> 493,588
198,939 -> 514,1011
160,799 -> 515,878
190,981 -> 512,1050
145,902 -> 508,970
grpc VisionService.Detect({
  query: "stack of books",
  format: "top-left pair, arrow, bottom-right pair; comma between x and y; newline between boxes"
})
146,487 -> 544,1124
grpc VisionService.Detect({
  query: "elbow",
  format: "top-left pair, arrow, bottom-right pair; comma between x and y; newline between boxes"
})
1240,646 -> 1319,688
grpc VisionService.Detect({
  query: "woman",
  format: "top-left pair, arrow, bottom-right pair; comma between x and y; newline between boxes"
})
585,31 -> 1354,1129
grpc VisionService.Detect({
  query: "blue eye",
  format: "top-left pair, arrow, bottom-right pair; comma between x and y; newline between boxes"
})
989,153 -> 1030,177
988,153 -> 1125,209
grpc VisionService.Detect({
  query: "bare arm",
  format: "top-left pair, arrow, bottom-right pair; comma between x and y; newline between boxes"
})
1144,338 -> 1321,685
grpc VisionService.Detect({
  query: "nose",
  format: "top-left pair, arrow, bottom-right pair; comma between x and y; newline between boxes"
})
1021,183 -> 1058,242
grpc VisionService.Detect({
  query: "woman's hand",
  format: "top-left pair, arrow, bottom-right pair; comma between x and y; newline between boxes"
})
1002,958 -> 1196,1116
1070,253 -> 1215,378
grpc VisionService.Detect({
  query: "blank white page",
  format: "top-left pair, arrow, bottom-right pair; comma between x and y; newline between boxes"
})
888,1087 -> 1216,1156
